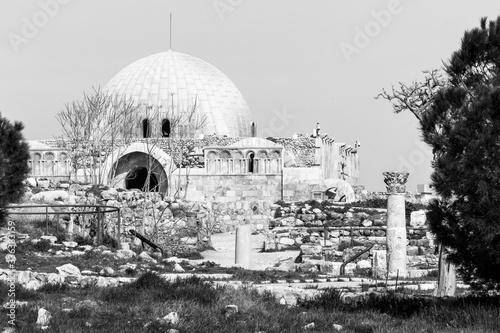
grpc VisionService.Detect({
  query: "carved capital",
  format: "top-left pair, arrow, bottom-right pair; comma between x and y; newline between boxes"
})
383,172 -> 409,194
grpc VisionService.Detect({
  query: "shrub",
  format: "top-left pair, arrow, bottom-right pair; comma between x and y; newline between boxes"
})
0,114 -> 30,227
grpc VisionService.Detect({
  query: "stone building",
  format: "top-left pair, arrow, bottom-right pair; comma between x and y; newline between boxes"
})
27,49 -> 360,203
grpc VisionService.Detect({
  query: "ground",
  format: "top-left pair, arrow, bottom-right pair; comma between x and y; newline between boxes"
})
199,232 -> 299,270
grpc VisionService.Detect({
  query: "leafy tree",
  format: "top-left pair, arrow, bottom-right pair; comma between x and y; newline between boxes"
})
420,16 -> 500,285
0,113 -> 30,226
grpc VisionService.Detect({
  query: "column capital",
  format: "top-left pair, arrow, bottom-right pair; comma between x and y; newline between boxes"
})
383,172 -> 409,194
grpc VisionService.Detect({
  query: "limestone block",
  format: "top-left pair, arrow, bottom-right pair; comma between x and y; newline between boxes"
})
300,244 -> 322,256
344,262 -> 356,275
36,308 -> 51,328
279,237 -> 295,246
410,210 -> 427,227
356,259 -> 371,270
372,250 -> 387,278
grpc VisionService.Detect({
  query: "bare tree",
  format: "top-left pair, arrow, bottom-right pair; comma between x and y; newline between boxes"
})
56,87 -> 140,183
376,69 -> 448,124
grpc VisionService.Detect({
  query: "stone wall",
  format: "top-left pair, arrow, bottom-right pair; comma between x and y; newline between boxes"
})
265,202 -> 436,277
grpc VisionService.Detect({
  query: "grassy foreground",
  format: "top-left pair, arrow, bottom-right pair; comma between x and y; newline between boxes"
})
1,272 -> 499,333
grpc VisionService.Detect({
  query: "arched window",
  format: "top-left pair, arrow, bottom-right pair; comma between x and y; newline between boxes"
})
142,119 -> 151,138
161,119 -> 171,137
247,152 -> 255,173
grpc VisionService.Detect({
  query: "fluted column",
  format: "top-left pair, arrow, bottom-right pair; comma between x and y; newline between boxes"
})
383,172 -> 409,278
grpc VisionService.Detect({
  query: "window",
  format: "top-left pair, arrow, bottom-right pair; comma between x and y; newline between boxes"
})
142,119 -> 151,138
162,119 -> 170,137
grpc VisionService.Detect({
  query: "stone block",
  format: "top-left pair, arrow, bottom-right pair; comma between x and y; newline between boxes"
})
410,210 -> 427,227
300,244 -> 322,256
372,250 -> 387,278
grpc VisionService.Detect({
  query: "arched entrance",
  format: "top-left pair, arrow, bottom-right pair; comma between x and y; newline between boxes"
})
110,152 -> 168,193
125,167 -> 159,192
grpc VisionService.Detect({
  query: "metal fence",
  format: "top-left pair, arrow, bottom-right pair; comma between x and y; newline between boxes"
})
6,204 -> 121,245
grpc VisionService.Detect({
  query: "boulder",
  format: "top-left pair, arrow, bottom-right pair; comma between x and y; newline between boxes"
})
101,188 -> 118,200
36,308 -> 51,328
410,210 -> 427,227
115,250 -> 136,260
173,263 -> 185,273
162,312 -> 179,325
40,236 -> 57,244
356,259 -> 371,269
138,252 -> 157,264
56,264 -> 81,276
62,241 -> 78,248
99,267 -> 115,277
25,177 -> 37,187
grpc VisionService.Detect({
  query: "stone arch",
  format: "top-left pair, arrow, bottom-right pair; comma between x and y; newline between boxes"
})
207,151 -> 218,159
43,152 -> 54,160
102,142 -> 173,193
257,150 -> 268,158
271,150 -> 281,158
232,151 -> 243,159
220,150 -> 232,159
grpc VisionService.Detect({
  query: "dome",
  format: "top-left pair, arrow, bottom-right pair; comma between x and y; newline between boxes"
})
104,50 -> 253,137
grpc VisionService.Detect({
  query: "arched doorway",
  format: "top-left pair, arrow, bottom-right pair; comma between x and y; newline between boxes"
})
125,167 -> 159,192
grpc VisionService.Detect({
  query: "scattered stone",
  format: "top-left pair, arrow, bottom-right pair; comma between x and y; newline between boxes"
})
356,260 -> 371,269
138,251 -> 157,264
40,236 -> 57,244
36,308 -> 51,328
162,312 -> 179,325
120,242 -> 131,250
115,249 -> 136,260
333,323 -> 343,331
173,263 -> 185,273
99,267 -> 115,276
56,264 -> 81,276
361,219 -> 373,227
25,280 -> 43,290
303,322 -> 315,330
225,305 -> 238,317
62,241 -> 78,248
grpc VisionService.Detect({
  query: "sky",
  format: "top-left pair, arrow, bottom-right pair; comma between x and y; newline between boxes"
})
1,0 -> 499,192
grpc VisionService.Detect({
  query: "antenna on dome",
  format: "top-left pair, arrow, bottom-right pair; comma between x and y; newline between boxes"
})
169,12 -> 172,50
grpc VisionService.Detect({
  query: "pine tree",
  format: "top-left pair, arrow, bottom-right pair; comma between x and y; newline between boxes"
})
0,113 -> 30,226
421,16 -> 500,285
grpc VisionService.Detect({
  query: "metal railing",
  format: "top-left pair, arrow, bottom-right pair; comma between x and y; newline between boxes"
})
6,204 -> 121,245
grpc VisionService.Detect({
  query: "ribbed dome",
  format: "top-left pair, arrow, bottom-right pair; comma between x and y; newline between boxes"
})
104,50 -> 253,137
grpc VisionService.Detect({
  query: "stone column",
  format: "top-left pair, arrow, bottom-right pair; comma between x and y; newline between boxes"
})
383,172 -> 409,278
235,225 -> 251,269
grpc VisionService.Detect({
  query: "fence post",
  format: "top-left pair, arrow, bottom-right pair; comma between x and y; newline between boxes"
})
97,206 -> 102,245
45,206 -> 48,235
117,209 -> 121,245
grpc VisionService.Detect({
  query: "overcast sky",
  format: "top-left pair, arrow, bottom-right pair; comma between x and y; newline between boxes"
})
1,0 -> 499,192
